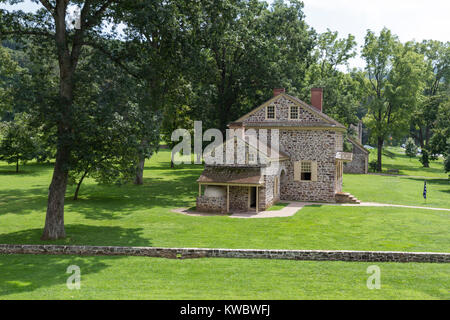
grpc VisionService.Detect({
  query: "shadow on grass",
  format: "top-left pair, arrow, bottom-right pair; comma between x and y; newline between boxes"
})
383,163 -> 446,176
0,224 -> 152,297
0,164 -> 201,220
0,187 -> 48,216
0,224 -> 151,247
63,172 -> 201,220
0,162 -> 54,177
405,177 -> 450,186
0,254 -> 125,298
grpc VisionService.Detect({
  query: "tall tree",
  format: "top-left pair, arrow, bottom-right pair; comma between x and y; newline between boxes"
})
191,0 -> 315,132
0,112 -> 42,172
68,48 -> 161,199
305,29 -> 361,126
361,28 -> 426,172
104,0 -> 193,184
410,40 -> 449,166
0,45 -> 21,112
1,0 -> 123,239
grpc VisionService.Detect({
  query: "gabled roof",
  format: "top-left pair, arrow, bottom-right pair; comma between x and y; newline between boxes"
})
347,137 -> 370,154
230,93 -> 346,130
197,167 -> 263,186
206,135 -> 290,166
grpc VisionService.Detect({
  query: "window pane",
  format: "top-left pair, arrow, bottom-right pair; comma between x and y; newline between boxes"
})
290,106 -> 298,119
301,161 -> 312,181
267,106 -> 275,119
301,161 -> 311,172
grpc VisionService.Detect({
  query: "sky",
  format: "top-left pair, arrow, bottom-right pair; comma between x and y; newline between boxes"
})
2,0 -> 449,69
301,0 -> 450,69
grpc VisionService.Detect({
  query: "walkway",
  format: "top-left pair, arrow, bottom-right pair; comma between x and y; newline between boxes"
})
172,201 -> 450,219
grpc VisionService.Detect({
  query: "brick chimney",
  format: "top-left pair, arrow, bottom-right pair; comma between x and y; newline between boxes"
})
273,88 -> 285,97
311,88 -> 323,112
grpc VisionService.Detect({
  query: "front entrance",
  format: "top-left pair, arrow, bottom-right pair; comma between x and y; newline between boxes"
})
250,187 -> 257,208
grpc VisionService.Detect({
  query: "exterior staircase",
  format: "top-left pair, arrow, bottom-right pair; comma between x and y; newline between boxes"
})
335,192 -> 361,204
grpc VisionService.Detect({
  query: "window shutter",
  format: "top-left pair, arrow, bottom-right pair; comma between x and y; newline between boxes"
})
294,161 -> 301,181
311,161 -> 318,181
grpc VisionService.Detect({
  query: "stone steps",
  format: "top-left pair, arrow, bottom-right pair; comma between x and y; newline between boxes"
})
335,192 -> 361,204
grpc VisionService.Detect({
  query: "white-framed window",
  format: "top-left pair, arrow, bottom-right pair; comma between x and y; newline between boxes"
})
266,105 -> 275,119
290,106 -> 299,119
301,161 -> 312,181
294,161 -> 318,182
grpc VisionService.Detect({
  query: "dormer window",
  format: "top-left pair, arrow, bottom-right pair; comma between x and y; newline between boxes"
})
266,106 -> 275,119
290,106 -> 299,119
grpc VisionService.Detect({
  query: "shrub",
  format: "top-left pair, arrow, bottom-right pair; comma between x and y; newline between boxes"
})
404,138 -> 417,160
369,160 -> 378,172
419,149 -> 430,168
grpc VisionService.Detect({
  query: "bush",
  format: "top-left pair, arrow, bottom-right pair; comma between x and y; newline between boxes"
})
404,138 -> 417,160
369,160 -> 378,173
419,149 -> 430,168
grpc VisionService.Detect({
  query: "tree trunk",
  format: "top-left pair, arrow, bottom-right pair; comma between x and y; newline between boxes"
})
16,159 -> 19,173
170,149 -> 175,168
134,156 -> 145,185
41,144 -> 70,240
73,171 -> 88,201
377,137 -> 384,172
134,139 -> 148,185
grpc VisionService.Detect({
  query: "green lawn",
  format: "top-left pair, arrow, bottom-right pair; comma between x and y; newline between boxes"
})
344,174 -> 449,208
343,146 -> 449,208
266,202 -> 289,211
369,146 -> 448,178
1,255 -> 448,300
0,149 -> 449,299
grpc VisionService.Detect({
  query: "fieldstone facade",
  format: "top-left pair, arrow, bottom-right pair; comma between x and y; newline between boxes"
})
277,129 -> 341,202
344,138 -> 369,174
196,196 -> 226,213
196,90 -> 353,213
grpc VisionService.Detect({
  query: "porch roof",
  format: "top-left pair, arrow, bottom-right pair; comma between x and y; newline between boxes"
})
197,167 -> 264,186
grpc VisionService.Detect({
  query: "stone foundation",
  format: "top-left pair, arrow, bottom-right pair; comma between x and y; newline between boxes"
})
0,244 -> 448,263
196,196 -> 226,213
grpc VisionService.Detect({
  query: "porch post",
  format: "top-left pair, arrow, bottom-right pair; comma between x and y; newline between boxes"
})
226,185 -> 230,213
198,184 -> 201,196
256,186 -> 259,213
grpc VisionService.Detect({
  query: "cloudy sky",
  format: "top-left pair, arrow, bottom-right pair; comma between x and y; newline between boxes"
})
2,0 -> 449,69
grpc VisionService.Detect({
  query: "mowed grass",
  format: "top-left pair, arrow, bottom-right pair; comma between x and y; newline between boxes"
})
1,255 -> 449,300
0,149 -> 449,299
369,146 -> 448,178
344,175 -> 449,208
0,150 -> 448,252
343,147 -> 449,208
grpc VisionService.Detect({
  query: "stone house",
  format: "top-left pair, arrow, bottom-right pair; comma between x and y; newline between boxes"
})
196,88 -> 356,213
343,137 -> 370,174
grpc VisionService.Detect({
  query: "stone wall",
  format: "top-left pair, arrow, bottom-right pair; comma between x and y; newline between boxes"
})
279,130 -> 337,202
344,141 -> 368,174
1,244 -> 448,263
229,186 -> 250,212
244,96 -> 324,123
196,196 -> 226,213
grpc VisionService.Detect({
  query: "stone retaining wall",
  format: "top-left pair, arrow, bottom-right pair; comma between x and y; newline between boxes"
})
0,244 -> 448,263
